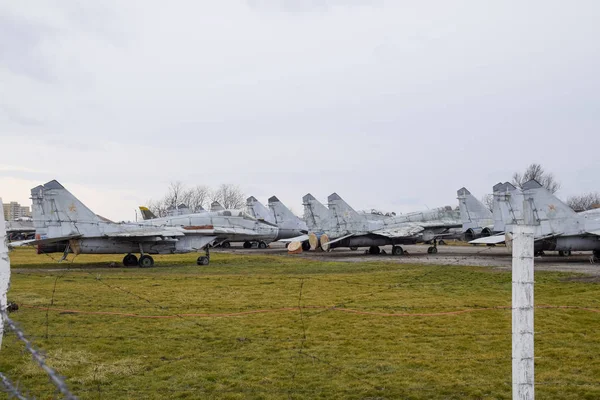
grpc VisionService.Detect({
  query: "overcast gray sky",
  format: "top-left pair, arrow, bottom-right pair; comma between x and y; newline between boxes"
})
1,0 -> 599,221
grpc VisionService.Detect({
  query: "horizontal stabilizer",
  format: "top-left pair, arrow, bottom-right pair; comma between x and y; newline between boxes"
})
278,234 -> 309,243
10,234 -> 83,247
469,234 -> 505,245
323,233 -> 354,247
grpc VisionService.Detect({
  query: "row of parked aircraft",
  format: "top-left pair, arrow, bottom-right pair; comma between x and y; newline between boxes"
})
10,179 -> 600,267
457,181 -> 600,259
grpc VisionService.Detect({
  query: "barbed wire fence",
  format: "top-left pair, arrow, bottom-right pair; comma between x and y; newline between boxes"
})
2,244 -> 600,398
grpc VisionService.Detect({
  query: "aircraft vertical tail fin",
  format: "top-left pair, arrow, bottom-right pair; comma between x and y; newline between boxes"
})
268,196 -> 307,232
210,201 -> 224,211
302,194 -> 330,232
492,182 -> 519,232
457,187 -> 494,240
139,206 -> 157,220
30,185 -> 47,230
327,193 -> 367,233
520,180 -> 579,235
35,180 -> 102,237
246,196 -> 274,223
456,187 -> 493,228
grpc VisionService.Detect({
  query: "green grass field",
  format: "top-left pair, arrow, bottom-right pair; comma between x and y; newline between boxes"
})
2,247 -> 599,399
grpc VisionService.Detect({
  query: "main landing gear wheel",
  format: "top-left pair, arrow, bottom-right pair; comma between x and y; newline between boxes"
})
138,255 -> 154,268
258,241 -> 267,249
427,247 -> 438,254
243,241 -> 252,249
197,256 -> 209,265
559,250 -> 572,257
368,246 -> 381,255
123,254 -> 138,267
221,241 -> 231,249
535,250 -> 545,257
392,246 -> 404,256
301,241 -> 311,251
593,250 -> 600,258
350,246 -> 358,251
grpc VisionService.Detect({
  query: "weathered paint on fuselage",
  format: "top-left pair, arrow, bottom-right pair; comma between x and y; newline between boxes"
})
139,210 -> 279,243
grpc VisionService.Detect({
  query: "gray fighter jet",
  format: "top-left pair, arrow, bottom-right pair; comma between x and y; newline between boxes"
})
456,187 -> 498,241
301,193 -> 462,255
246,196 -> 309,249
471,180 -> 600,259
22,180 -> 279,266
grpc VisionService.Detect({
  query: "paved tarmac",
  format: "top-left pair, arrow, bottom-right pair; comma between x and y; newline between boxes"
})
215,242 -> 600,275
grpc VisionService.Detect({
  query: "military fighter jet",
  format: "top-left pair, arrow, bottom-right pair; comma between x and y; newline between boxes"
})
456,187 -> 498,241
471,180 -> 600,259
5,220 -> 35,241
301,193 -> 462,255
246,196 -> 309,249
22,180 -> 279,267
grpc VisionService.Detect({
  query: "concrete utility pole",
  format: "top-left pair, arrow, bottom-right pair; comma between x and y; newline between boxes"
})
512,200 -> 535,399
0,198 -> 10,349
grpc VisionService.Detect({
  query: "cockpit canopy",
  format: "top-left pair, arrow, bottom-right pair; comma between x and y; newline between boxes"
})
217,209 -> 257,221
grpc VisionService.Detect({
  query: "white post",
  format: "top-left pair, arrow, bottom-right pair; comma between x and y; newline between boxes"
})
512,224 -> 535,400
0,197 -> 10,349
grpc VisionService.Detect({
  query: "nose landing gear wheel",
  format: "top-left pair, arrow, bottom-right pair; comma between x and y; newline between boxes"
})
138,255 -> 154,268
392,246 -> 404,256
427,247 -> 438,254
123,254 -> 138,267
197,256 -> 209,265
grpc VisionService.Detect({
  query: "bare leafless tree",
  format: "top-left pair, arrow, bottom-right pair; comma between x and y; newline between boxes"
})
147,182 -> 212,217
211,184 -> 246,210
145,198 -> 169,218
512,163 -> 561,194
566,192 -> 600,212
481,194 -> 494,212
163,181 -> 186,209
183,185 -> 210,212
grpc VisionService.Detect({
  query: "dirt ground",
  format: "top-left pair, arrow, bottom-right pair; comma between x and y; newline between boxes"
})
215,242 -> 600,275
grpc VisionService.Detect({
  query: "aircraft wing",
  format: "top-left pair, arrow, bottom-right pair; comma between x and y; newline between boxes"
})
469,235 -> 506,245
372,223 -> 424,238
9,234 -> 83,247
324,233 -> 355,246
106,229 -> 185,238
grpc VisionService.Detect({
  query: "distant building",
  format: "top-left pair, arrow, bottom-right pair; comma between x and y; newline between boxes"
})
3,201 -> 31,221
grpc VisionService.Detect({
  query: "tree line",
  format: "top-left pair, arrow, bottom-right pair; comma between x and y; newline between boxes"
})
148,165 -> 599,219
146,182 -> 246,218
